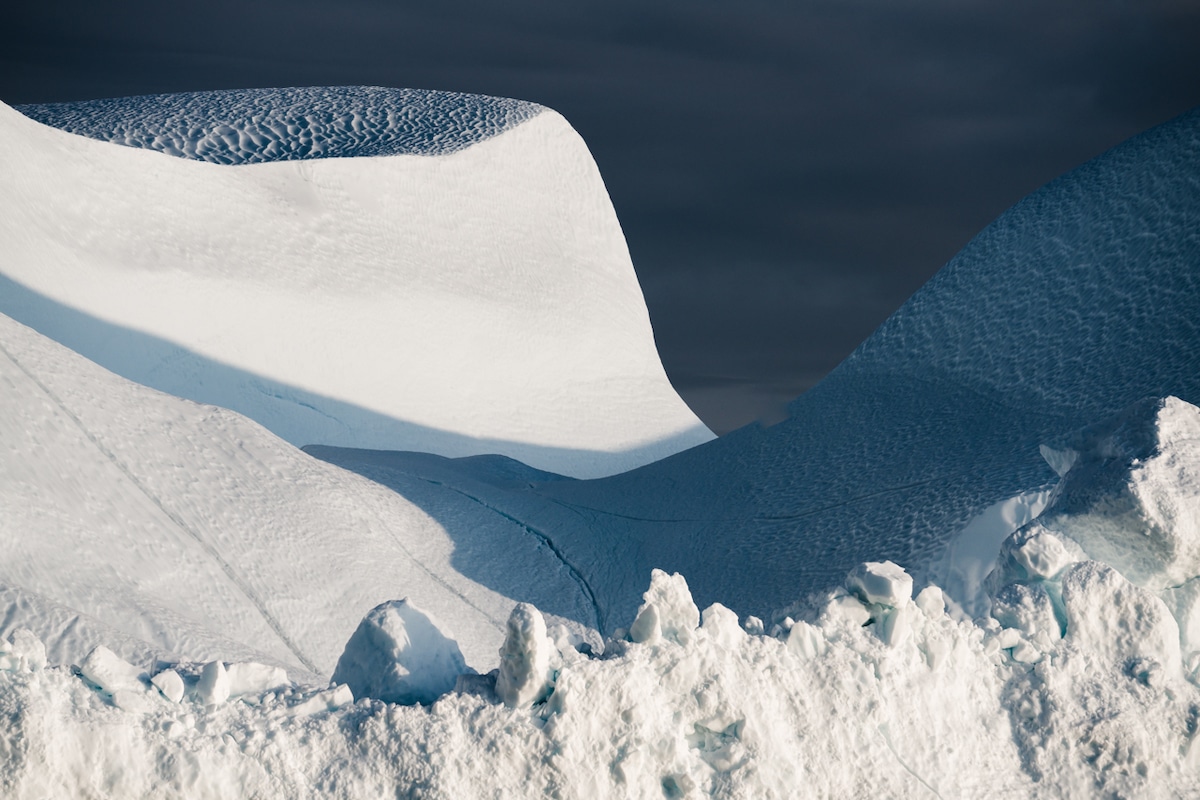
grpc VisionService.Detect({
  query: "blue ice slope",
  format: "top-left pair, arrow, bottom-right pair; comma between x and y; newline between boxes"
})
16,86 -> 544,163
314,106 -> 1200,629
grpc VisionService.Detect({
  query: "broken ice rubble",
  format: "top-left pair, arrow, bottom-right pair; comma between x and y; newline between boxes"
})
6,396 -> 1200,797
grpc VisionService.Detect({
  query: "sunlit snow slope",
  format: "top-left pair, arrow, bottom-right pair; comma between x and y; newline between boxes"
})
0,311 -> 598,677
316,107 -> 1200,630
0,88 -> 712,479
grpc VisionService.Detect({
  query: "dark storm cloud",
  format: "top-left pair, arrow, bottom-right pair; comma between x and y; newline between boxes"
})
4,0 -> 1200,433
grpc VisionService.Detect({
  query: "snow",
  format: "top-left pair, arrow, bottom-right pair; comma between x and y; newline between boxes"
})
331,599 -> 468,705
0,91 -> 711,479
3,85 -> 1200,796
496,603 -> 555,708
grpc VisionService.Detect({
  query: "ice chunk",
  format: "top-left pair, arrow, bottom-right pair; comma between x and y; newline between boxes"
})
634,570 -> 700,646
1160,577 -> 1200,666
1036,396 -> 1200,591
846,561 -> 913,607
786,620 -> 826,659
151,669 -> 185,703
629,602 -> 661,644
991,582 -> 1063,641
0,629 -> 46,672
196,660 -> 231,706
701,603 -> 745,649
78,646 -> 147,696
822,592 -> 872,628
331,599 -> 468,706
289,684 -> 354,717
1060,561 -> 1181,679
915,586 -> 946,617
496,603 -> 554,708
878,604 -> 913,647
226,662 -> 289,698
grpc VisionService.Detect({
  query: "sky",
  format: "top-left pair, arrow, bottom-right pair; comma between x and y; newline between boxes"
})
4,1 -> 1200,433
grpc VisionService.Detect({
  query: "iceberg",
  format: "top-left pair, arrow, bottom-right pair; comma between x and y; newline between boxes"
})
4,85 -> 1200,796
0,88 -> 712,480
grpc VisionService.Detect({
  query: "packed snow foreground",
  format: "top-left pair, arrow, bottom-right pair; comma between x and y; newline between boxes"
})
3,396 -> 1200,797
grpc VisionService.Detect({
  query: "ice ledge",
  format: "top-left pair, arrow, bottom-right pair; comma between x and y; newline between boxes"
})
15,86 -> 546,164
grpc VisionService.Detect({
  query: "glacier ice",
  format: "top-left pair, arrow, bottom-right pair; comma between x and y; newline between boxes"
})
350,104 -> 1200,627
3,85 -> 1200,796
0,90 -> 712,479
331,599 -> 468,706
496,603 -> 554,708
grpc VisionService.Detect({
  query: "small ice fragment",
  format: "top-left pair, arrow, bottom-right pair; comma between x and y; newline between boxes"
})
196,660 -> 231,706
289,684 -> 354,717
846,561 -> 913,607
914,586 -> 945,617
496,603 -> 554,708
636,570 -> 700,646
151,669 -> 186,703
638,573 -> 700,647
331,598 -> 467,706
995,628 -> 1023,650
226,662 -> 289,699
878,605 -> 913,647
629,603 -> 661,644
79,646 -> 147,695
823,593 -> 872,628
786,620 -> 826,659
0,629 -> 46,672
1012,529 -> 1075,581
743,616 -> 765,636
701,603 -> 745,649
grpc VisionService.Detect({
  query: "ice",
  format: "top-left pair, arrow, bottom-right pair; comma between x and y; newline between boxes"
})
630,570 -> 700,647
78,645 -> 147,697
1032,396 -> 1200,591
196,660 -> 231,706
226,662 -> 289,698
496,603 -> 554,708
151,669 -> 185,703
700,603 -> 745,649
0,92 -> 712,480
8,565 -> 1200,797
846,561 -> 913,607
3,84 -> 1200,795
331,599 -> 467,705
0,629 -> 46,673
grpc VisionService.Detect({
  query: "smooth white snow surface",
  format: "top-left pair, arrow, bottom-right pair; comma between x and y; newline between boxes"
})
0,90 -> 711,478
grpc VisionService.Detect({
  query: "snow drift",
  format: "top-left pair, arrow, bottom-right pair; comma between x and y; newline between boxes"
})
0,88 -> 712,479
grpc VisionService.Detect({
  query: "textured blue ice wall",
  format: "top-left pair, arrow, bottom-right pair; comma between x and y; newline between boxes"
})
357,106 -> 1200,628
16,86 -> 545,164
544,106 -> 1200,622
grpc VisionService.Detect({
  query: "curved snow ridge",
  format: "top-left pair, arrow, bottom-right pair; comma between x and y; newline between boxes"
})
15,86 -> 546,163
